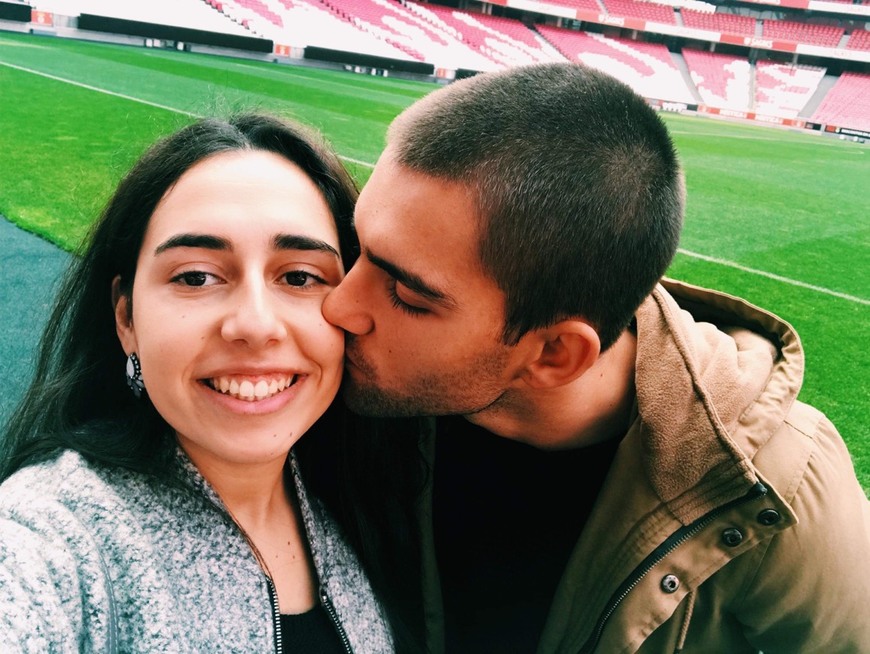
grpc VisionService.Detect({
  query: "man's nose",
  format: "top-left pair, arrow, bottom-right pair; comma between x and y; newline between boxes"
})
322,264 -> 374,335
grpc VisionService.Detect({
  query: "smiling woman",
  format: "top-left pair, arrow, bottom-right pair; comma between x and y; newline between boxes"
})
0,115 -> 393,653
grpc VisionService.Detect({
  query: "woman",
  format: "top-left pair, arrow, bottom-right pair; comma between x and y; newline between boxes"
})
0,114 -> 393,652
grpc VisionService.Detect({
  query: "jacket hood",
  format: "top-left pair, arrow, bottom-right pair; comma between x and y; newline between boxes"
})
635,279 -> 804,523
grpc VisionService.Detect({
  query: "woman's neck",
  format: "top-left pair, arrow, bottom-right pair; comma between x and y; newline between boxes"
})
180,445 -> 318,613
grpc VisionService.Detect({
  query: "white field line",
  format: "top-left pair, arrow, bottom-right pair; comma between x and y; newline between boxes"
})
0,60 -> 199,117
668,129 -> 868,151
338,155 -> 375,167
0,60 -> 376,168
678,249 -> 869,305
4,61 -> 866,304
669,129 -> 791,142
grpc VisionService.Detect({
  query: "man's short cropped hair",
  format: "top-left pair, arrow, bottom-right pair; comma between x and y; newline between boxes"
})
387,63 -> 684,350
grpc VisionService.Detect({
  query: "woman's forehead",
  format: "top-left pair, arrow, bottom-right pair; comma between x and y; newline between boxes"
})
143,150 -> 340,253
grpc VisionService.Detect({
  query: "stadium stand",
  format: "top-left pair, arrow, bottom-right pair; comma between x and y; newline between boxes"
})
32,0 -> 252,35
537,25 -> 695,102
316,0 -> 441,63
600,0 -> 677,24
221,0 -> 418,61
680,8 -> 756,36
754,61 -> 826,117
846,28 -> 870,51
810,72 -> 870,131
404,2 -> 562,69
14,0 -> 870,134
682,48 -> 751,110
232,0 -> 283,29
549,0 -> 602,10
762,18 -> 844,48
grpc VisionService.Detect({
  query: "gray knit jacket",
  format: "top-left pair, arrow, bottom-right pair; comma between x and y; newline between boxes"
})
0,447 -> 394,653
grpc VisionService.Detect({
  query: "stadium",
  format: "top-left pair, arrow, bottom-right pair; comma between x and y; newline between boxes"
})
0,0 -> 867,491
3,0 -> 869,136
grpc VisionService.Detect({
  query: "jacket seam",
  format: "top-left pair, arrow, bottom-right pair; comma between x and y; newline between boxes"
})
782,406 -> 823,442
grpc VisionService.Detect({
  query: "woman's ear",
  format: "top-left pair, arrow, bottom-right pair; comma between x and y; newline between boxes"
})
112,275 -> 137,354
520,319 -> 601,390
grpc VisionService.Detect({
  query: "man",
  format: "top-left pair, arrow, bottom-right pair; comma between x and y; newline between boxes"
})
322,63 -> 870,653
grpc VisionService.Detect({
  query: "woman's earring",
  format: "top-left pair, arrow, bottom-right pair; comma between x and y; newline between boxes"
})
126,353 -> 145,398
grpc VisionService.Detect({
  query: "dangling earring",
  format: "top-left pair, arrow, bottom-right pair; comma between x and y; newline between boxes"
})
126,353 -> 145,398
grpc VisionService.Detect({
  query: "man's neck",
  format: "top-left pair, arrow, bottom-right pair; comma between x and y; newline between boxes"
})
465,329 -> 637,451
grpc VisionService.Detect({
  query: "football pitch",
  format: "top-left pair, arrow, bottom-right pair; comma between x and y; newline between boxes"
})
0,30 -> 867,490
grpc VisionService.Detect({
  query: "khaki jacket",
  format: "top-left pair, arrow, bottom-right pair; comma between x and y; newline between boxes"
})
419,280 -> 870,654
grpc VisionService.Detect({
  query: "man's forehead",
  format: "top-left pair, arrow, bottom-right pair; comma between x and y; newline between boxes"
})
358,157 -> 466,239
355,158 -> 492,300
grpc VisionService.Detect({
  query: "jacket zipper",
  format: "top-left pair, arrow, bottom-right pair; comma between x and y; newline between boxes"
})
97,555 -> 120,654
266,576 -> 283,654
320,585 -> 354,653
577,482 -> 768,654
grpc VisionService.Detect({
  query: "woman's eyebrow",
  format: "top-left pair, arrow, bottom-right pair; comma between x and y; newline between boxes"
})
273,234 -> 339,258
152,234 -> 340,258
154,234 -> 230,255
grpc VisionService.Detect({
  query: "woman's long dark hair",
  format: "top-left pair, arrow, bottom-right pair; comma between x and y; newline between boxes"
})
299,412 -> 430,652
1,112 -> 427,651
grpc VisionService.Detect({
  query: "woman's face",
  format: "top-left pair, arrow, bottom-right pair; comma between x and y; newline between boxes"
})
115,150 -> 345,473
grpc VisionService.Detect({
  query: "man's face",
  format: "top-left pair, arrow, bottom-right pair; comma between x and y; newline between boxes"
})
322,151 -> 528,419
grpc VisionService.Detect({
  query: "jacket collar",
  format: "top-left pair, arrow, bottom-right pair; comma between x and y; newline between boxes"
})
635,279 -> 804,523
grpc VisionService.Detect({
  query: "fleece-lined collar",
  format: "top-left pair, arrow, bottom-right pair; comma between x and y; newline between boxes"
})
635,279 -> 804,524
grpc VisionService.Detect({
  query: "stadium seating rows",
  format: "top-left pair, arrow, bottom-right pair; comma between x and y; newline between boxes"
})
405,1 -> 559,69
682,48 -> 751,110
21,0 -> 870,130
810,72 -> 870,131
551,0 -> 601,10
762,19 -> 843,47
600,0 -> 677,24
537,25 -> 695,103
846,29 -> 870,51
754,61 -> 826,118
681,9 -> 756,37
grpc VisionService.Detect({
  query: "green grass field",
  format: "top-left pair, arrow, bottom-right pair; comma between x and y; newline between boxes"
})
1,30 -> 867,490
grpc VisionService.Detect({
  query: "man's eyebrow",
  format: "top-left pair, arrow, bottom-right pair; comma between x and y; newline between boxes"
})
274,234 -> 340,258
154,234 -> 230,255
367,251 -> 456,309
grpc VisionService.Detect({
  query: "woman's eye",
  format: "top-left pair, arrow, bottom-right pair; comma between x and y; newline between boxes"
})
283,270 -> 323,287
171,271 -> 216,287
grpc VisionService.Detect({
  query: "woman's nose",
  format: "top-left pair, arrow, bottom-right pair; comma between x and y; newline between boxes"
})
322,264 -> 374,335
220,282 -> 287,347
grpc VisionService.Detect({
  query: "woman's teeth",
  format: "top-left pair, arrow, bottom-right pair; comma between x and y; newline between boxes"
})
209,375 -> 297,401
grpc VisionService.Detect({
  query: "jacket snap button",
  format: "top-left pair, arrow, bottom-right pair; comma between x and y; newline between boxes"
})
722,528 -> 744,547
660,574 -> 680,593
757,509 -> 781,526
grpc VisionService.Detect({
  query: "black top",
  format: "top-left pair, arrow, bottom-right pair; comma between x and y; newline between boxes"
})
279,605 -> 347,653
433,416 -> 621,654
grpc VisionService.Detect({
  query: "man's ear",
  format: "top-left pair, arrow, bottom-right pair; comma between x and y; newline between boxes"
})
519,319 -> 600,390
112,275 -> 137,354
